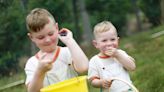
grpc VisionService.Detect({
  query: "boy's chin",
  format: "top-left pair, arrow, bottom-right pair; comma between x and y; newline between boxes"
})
43,45 -> 58,52
43,48 -> 55,53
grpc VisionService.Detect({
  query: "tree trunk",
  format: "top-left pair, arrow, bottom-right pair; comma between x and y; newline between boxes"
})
131,0 -> 142,31
20,0 -> 28,11
20,0 -> 37,55
77,0 -> 93,46
72,0 -> 81,41
161,0 -> 164,24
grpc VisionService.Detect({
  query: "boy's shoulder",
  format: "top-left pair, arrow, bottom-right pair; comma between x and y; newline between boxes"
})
89,55 -> 100,63
27,55 -> 37,62
25,56 -> 38,69
90,54 -> 99,59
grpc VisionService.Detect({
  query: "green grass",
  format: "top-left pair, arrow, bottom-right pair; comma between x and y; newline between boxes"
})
120,25 -> 164,92
0,72 -> 26,92
0,25 -> 164,92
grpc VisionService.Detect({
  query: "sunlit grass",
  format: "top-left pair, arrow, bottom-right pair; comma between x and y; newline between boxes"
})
121,25 -> 164,92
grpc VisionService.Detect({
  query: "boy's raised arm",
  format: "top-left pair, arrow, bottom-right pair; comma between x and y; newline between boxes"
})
58,28 -> 89,74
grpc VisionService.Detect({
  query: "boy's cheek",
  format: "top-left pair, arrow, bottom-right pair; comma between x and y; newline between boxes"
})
114,44 -> 118,48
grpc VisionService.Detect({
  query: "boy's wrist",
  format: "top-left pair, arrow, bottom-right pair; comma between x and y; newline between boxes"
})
113,49 -> 120,58
35,69 -> 46,78
99,79 -> 104,88
64,38 -> 76,46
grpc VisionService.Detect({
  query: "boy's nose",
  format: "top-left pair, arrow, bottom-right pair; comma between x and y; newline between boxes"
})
106,43 -> 114,47
45,37 -> 51,42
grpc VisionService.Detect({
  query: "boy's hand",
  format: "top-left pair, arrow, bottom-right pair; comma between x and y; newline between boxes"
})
105,47 -> 117,57
37,54 -> 53,73
100,79 -> 112,89
58,28 -> 73,45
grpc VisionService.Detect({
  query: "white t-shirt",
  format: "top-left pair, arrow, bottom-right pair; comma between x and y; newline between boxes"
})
24,47 -> 78,87
88,50 -> 132,92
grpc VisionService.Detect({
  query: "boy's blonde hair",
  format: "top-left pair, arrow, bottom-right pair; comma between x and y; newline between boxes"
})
93,21 -> 117,37
26,8 -> 55,32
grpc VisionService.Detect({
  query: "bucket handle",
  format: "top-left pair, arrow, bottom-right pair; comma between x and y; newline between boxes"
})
109,77 -> 139,92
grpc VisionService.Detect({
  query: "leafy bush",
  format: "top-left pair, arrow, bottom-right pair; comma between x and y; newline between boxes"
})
0,52 -> 19,77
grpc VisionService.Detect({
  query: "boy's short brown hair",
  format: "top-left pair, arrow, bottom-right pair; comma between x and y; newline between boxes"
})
93,21 -> 117,37
26,8 -> 55,32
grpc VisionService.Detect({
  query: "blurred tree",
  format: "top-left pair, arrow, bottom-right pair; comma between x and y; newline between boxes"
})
0,0 -> 27,76
139,0 -> 161,26
72,0 -> 81,41
20,0 -> 28,11
77,0 -> 93,46
131,0 -> 142,31
0,0 -> 13,10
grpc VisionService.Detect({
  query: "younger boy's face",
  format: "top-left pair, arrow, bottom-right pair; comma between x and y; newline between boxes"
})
28,18 -> 59,53
93,29 -> 119,55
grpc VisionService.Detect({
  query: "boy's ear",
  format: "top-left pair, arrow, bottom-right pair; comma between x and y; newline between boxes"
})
92,40 -> 98,48
27,33 -> 34,41
117,36 -> 120,43
117,37 -> 120,40
55,23 -> 59,31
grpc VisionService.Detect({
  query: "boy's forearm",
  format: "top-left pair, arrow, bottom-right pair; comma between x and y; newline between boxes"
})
115,50 -> 136,71
27,70 -> 45,92
65,38 -> 89,74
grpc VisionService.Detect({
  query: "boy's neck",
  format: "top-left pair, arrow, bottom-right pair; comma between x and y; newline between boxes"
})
40,46 -> 59,54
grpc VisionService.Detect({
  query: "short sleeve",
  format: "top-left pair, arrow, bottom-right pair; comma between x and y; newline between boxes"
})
24,57 -> 38,85
118,49 -> 134,60
88,57 -> 100,81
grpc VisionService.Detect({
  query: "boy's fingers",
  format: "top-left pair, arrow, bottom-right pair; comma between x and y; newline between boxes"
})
59,28 -> 68,36
59,28 -> 68,32
47,60 -> 53,64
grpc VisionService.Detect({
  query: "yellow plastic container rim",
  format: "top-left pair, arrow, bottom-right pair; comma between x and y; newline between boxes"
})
40,76 -> 87,92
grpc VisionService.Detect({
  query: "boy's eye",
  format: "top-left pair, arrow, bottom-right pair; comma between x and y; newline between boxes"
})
111,38 -> 116,41
102,39 -> 107,42
48,32 -> 54,36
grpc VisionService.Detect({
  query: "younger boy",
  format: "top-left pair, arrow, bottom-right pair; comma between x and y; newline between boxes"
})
24,8 -> 88,92
88,21 -> 136,92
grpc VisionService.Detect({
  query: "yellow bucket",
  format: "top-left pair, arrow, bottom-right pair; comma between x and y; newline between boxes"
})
40,76 -> 88,92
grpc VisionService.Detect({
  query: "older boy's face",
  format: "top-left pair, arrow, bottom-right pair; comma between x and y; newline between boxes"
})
29,18 -> 59,53
93,29 -> 119,54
